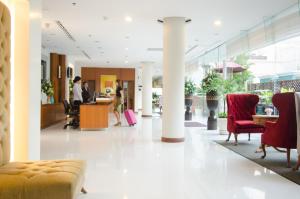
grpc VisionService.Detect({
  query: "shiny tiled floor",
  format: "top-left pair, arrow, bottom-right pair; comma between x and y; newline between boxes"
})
41,114 -> 300,199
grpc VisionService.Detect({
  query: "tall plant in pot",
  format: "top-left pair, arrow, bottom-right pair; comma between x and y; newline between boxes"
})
185,80 -> 197,120
201,71 -> 223,130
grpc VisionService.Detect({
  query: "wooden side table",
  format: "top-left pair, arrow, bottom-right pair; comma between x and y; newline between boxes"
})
252,115 -> 279,126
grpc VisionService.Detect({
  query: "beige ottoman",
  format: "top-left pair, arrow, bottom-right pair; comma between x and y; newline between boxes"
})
0,160 -> 86,199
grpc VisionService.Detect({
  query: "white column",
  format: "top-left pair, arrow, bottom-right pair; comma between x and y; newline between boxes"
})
162,17 -> 187,143
141,62 -> 153,117
28,0 -> 42,160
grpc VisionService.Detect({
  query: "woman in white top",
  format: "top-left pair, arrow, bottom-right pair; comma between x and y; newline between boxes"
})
73,76 -> 83,110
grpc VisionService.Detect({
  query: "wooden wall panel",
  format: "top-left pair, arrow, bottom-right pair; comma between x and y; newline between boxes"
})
50,53 -> 66,103
50,53 -> 59,103
81,67 -> 135,92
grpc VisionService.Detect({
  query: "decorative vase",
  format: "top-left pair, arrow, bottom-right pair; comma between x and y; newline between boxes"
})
185,95 -> 193,121
47,96 -> 51,104
206,91 -> 219,130
50,96 -> 54,104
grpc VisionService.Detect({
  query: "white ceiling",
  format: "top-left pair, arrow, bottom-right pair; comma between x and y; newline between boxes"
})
42,0 -> 298,72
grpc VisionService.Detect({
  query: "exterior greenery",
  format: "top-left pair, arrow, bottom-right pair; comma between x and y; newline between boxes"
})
185,79 -> 197,96
218,112 -> 227,118
41,80 -> 54,97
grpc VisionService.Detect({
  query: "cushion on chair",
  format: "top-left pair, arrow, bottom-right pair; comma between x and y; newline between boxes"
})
235,120 -> 264,129
0,160 -> 85,199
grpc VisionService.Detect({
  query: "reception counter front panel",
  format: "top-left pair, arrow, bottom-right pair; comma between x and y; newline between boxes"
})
80,101 -> 113,130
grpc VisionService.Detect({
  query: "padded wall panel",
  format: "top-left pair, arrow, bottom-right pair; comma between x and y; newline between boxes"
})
0,2 -> 11,166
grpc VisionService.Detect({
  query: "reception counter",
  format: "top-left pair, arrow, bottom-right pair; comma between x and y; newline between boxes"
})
80,98 -> 113,130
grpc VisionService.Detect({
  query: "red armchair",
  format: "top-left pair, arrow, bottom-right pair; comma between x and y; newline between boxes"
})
261,92 -> 297,167
227,94 -> 265,145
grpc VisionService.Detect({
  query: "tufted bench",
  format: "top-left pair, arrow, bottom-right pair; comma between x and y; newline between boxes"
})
0,2 -> 86,199
0,160 -> 86,199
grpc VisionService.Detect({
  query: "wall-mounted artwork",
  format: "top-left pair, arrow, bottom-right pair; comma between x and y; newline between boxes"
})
41,60 -> 47,80
100,75 -> 117,94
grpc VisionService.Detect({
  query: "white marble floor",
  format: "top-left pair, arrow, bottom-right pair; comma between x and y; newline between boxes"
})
41,114 -> 300,199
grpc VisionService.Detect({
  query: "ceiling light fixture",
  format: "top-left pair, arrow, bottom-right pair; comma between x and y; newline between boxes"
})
125,48 -> 129,51
125,16 -> 132,22
125,60 -> 129,64
72,2 -> 77,6
214,20 -> 222,27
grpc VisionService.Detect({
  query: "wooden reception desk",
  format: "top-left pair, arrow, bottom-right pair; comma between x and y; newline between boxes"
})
80,98 -> 113,130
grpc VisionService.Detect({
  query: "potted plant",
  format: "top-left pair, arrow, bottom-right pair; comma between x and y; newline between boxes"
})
217,112 -> 227,134
201,71 -> 223,130
185,80 -> 197,120
41,79 -> 54,104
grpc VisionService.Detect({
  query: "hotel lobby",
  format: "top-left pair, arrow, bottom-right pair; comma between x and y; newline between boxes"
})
1,0 -> 300,198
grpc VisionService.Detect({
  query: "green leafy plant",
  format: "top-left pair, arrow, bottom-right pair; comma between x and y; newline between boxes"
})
260,90 -> 273,105
281,87 -> 295,93
201,71 -> 223,95
69,79 -> 74,98
152,92 -> 159,104
41,80 -> 54,97
218,112 -> 227,118
185,79 -> 197,96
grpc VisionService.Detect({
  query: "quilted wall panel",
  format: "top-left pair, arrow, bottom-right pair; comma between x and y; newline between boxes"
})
0,2 -> 10,166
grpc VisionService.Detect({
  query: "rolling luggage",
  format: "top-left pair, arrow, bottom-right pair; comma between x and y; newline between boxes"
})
124,109 -> 137,126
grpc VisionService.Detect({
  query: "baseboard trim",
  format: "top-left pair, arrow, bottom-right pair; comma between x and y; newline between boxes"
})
161,137 -> 185,143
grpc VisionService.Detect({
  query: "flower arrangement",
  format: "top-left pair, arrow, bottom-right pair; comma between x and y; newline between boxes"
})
185,79 -> 197,96
41,79 -> 54,97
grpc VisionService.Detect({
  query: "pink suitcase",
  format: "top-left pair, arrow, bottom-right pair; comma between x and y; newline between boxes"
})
124,109 -> 137,126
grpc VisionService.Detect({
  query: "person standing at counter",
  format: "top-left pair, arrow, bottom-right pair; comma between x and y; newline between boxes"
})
113,79 -> 123,126
82,81 -> 91,103
73,76 -> 83,110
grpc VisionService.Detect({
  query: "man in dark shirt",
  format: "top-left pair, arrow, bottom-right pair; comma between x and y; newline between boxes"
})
82,81 -> 91,103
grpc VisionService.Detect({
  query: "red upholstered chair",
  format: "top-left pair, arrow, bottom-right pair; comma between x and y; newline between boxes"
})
261,92 -> 297,167
227,94 -> 265,145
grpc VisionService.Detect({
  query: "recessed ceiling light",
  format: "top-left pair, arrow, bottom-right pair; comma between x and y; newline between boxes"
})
125,60 -> 129,64
72,2 -> 76,6
214,20 -> 222,27
125,16 -> 132,22
125,48 -> 129,51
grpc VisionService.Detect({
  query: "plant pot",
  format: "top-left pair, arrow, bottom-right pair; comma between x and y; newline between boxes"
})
217,118 -> 227,135
206,91 -> 219,130
185,95 -> 193,121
